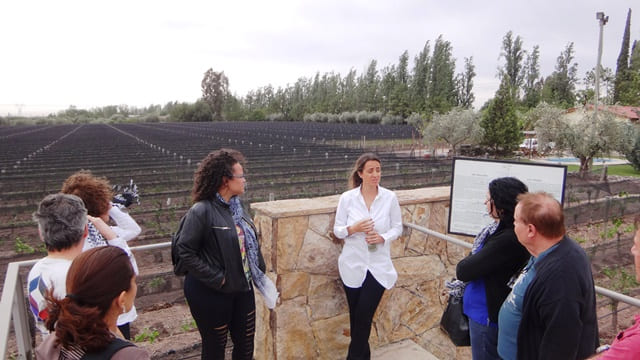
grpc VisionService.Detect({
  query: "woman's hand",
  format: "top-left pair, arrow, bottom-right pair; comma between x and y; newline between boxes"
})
350,218 -> 374,234
365,231 -> 383,245
87,215 -> 117,241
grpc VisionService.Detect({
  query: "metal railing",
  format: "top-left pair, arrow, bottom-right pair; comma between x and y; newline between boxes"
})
0,242 -> 171,360
3,225 -> 640,359
404,223 -> 640,308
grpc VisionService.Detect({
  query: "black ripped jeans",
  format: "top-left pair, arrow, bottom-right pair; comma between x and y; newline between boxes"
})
343,271 -> 386,360
184,274 -> 256,360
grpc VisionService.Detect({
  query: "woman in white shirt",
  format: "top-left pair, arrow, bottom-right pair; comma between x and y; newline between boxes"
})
333,153 -> 403,360
61,170 -> 141,340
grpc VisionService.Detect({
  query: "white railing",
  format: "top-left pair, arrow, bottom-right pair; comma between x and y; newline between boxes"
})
3,225 -> 640,359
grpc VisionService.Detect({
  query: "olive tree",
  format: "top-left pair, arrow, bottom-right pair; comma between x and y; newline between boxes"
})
423,108 -> 483,156
536,108 -> 633,177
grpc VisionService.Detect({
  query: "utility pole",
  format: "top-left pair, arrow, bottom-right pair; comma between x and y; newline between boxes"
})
594,12 -> 609,117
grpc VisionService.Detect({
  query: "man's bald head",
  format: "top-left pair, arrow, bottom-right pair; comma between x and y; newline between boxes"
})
516,192 -> 565,239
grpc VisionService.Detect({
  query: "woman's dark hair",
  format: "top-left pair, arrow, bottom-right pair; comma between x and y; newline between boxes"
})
349,153 -> 381,189
488,177 -> 528,227
191,148 -> 245,203
45,247 -> 134,353
61,170 -> 112,217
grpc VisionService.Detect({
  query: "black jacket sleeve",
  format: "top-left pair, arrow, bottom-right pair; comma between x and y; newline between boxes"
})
456,228 -> 528,282
176,202 -> 225,289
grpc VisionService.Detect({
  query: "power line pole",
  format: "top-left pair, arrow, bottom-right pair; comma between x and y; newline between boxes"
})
594,12 -> 609,118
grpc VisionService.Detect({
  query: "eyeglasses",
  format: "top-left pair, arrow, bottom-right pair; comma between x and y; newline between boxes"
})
231,174 -> 246,179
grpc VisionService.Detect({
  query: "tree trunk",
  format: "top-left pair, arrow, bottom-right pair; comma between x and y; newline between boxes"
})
579,156 -> 592,178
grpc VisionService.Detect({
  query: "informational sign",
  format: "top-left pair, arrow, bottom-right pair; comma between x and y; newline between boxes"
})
448,157 -> 567,236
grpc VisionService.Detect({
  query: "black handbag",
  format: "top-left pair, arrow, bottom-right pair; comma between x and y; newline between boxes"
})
439,295 -> 470,346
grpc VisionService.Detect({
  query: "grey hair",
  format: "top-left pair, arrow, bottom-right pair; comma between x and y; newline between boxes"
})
32,193 -> 88,252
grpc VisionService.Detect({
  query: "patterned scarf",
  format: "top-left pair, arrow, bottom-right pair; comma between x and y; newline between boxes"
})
446,221 -> 500,299
216,193 -> 279,309
86,222 -> 107,249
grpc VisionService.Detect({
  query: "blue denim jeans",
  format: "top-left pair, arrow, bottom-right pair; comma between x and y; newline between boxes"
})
469,318 -> 500,360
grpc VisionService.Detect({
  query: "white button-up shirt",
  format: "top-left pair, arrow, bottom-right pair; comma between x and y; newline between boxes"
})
333,185 -> 403,289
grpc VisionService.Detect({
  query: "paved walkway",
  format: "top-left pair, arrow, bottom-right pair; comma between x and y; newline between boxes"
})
372,339 -> 439,360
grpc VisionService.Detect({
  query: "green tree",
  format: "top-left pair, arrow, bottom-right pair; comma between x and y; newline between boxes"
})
359,60 -> 379,111
580,66 -> 614,105
201,69 -> 229,120
427,35 -> 457,114
624,125 -> 640,171
424,108 -> 483,156
379,65 -> 396,113
480,79 -> 522,154
522,102 -> 564,133
455,57 -> 476,109
522,45 -> 543,108
613,8 -> 632,103
342,68 -> 358,111
618,41 -> 640,105
410,41 -> 431,113
169,100 -> 213,122
499,31 -> 525,100
537,109 -> 632,177
541,43 -> 579,108
389,51 -> 411,117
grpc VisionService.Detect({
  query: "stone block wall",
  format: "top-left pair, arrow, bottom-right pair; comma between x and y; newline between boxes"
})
251,186 -> 472,360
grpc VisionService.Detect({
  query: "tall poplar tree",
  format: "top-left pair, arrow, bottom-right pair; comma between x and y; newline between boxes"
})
360,60 -> 379,111
613,8 -> 632,103
498,31 -> 526,100
201,69 -> 229,121
541,43 -> 579,108
455,57 -> 476,109
522,45 -> 542,108
427,35 -> 457,114
410,41 -> 431,113
390,51 -> 411,117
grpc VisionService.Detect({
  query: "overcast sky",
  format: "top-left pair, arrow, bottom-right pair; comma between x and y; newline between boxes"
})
1,1 -> 638,116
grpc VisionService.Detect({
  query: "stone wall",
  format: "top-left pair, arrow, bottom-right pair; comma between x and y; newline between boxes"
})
251,186 -> 472,360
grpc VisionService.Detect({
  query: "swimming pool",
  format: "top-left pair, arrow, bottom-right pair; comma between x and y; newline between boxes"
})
545,157 -> 616,163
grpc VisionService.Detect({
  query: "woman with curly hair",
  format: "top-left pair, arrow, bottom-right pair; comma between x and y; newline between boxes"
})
35,246 -> 149,359
61,170 -> 141,339
176,148 -> 278,360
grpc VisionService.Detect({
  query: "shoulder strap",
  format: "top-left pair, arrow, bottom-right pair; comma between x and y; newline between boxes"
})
81,338 -> 135,360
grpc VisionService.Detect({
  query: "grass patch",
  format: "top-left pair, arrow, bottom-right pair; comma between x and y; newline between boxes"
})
134,328 -> 160,343
565,164 -> 640,177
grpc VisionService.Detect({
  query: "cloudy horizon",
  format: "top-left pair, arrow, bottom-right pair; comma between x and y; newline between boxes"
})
1,1 -> 638,117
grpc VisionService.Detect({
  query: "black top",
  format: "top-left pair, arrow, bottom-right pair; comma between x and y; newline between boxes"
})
176,198 -> 265,293
456,224 -> 530,323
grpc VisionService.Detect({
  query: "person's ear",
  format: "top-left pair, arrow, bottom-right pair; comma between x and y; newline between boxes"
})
527,224 -> 536,239
117,291 -> 128,313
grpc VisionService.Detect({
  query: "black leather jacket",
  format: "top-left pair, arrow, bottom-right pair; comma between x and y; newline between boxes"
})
176,197 -> 265,293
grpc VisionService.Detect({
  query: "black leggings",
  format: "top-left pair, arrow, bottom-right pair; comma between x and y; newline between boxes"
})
343,271 -> 386,360
184,275 -> 256,360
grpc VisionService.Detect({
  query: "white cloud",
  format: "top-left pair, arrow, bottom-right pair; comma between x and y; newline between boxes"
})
1,1 -> 637,115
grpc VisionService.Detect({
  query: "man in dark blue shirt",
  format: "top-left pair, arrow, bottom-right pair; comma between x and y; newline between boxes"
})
497,192 -> 598,360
